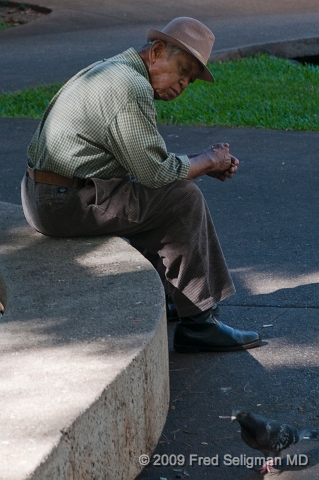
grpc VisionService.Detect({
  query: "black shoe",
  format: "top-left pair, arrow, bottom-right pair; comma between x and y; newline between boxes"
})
166,295 -> 218,322
166,296 -> 180,321
173,316 -> 261,353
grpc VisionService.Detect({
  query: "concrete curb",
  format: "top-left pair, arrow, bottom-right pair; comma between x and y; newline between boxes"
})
0,201 -> 169,480
210,36 -> 319,62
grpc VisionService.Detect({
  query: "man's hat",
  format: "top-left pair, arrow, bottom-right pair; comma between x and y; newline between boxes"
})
147,17 -> 215,82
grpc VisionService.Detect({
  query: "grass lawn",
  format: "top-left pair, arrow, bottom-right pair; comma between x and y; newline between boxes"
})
0,54 -> 319,131
0,18 -> 10,30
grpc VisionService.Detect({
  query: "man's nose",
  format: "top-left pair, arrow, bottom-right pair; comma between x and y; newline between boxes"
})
179,76 -> 190,90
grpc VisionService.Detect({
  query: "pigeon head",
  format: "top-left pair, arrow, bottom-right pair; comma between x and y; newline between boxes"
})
231,407 -> 247,423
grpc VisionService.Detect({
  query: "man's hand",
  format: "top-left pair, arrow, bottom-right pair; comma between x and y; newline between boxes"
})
206,143 -> 239,181
186,142 -> 239,181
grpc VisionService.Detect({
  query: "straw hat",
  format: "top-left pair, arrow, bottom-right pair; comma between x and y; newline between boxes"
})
147,17 -> 215,82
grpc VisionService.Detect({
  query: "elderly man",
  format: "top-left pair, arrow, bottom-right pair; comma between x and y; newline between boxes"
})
22,17 -> 261,353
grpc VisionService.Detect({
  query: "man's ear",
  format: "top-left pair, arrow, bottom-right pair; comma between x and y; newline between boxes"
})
149,40 -> 166,64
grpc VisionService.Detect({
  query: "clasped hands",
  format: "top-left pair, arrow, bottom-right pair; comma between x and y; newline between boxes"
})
205,142 -> 239,182
186,142 -> 239,181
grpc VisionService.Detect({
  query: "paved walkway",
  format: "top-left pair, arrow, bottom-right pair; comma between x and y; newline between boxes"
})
1,1 -> 319,478
1,0 -> 319,91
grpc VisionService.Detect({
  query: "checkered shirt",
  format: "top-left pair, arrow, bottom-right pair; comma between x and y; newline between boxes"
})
27,48 -> 190,189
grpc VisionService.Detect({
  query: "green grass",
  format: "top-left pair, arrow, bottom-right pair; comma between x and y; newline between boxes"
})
0,83 -> 63,118
0,18 -> 10,30
1,54 -> 319,130
156,54 -> 319,131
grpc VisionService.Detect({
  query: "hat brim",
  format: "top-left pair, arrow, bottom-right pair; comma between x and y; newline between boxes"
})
147,28 -> 214,83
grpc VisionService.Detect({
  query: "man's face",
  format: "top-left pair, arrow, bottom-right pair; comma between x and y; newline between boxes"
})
148,42 -> 202,101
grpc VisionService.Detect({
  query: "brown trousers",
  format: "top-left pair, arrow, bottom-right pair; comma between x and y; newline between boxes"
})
21,173 -> 235,317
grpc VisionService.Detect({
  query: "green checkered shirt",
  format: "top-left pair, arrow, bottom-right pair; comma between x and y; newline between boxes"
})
28,48 -> 190,189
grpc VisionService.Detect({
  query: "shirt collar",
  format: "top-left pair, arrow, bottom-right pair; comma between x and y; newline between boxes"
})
122,48 -> 150,82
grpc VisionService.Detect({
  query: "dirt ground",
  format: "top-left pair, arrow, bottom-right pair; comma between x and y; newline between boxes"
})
0,2 -> 49,27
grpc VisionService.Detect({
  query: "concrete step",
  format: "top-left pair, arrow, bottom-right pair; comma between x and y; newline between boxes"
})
209,35 -> 319,63
0,201 -> 169,480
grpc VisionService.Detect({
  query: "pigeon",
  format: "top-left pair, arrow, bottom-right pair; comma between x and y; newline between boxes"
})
231,407 -> 318,473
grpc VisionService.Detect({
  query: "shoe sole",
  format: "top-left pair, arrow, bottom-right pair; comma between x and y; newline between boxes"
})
173,338 -> 262,353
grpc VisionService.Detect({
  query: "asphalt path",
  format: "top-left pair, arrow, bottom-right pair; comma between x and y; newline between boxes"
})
1,0 -> 319,91
1,1 -> 319,479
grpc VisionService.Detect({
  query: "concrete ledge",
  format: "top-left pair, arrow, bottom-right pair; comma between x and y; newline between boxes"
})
0,201 -> 169,480
210,36 -> 319,62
